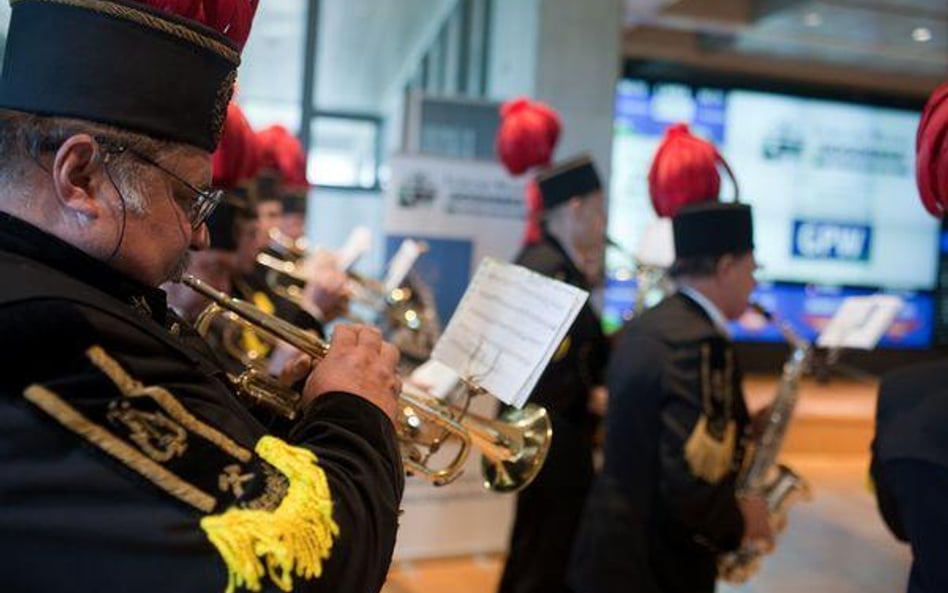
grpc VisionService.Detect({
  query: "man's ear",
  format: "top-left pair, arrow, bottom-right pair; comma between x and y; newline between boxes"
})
715,253 -> 736,279
51,134 -> 106,220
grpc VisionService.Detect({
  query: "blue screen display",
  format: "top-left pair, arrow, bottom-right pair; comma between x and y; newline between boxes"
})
607,78 -> 937,349
603,276 -> 934,349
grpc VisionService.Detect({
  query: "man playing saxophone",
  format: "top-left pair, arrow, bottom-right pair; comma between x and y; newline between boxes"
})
570,202 -> 772,593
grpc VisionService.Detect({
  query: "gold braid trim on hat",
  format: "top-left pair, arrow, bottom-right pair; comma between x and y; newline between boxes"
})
10,0 -> 240,64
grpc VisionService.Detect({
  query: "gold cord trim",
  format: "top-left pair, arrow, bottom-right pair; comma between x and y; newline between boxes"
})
87,346 -> 253,463
23,385 -> 217,512
11,0 -> 239,64
684,342 -> 737,484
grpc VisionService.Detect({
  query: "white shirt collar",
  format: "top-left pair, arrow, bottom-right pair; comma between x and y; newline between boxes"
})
678,285 -> 731,338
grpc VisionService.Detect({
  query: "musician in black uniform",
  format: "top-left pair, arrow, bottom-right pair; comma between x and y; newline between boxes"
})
569,202 -> 773,593
498,154 -> 611,593
871,82 -> 948,593
0,2 -> 404,592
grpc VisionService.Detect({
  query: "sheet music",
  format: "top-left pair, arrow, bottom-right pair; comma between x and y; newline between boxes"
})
336,226 -> 373,271
409,359 -> 461,400
816,294 -> 904,350
431,258 -> 588,408
384,239 -> 425,292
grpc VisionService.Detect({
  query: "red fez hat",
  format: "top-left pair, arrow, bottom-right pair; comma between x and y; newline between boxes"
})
648,123 -> 738,218
257,125 -> 308,189
212,101 -> 261,190
917,83 -> 948,218
256,125 -> 309,213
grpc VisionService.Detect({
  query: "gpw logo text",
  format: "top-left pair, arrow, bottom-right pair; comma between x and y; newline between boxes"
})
792,220 -> 872,261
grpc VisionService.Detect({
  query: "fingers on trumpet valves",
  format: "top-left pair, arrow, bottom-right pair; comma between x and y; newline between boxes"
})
302,324 -> 400,421
355,324 -> 383,350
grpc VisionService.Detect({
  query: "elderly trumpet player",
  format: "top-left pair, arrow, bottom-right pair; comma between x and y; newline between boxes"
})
0,1 -> 403,592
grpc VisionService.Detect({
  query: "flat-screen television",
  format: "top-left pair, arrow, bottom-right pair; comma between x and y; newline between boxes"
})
604,77 -> 938,349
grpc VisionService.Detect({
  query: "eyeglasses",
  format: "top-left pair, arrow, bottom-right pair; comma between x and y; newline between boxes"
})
96,138 -> 223,230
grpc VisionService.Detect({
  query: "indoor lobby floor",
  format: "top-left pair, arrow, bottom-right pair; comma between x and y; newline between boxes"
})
383,376 -> 913,593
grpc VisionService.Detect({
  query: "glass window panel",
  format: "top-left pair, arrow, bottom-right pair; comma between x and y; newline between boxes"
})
238,0 -> 306,131
315,0 -> 456,113
309,115 -> 379,189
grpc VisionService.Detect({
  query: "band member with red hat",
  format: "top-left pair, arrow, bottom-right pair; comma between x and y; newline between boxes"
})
257,124 -> 313,257
497,153 -> 611,593
570,201 -> 772,593
255,124 -> 349,328
0,2 -> 403,591
872,82 -> 948,593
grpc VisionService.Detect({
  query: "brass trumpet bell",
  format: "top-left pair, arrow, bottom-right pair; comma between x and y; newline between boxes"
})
480,405 -> 552,493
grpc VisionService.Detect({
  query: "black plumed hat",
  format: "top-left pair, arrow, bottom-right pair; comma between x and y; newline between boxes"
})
0,0 -> 256,151
536,153 -> 602,210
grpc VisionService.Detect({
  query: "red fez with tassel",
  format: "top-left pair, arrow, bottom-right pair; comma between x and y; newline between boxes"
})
496,97 -> 562,245
497,97 -> 561,175
917,83 -> 948,218
648,123 -> 738,218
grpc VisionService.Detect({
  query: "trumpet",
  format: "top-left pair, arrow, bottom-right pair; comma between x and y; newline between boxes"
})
606,237 -> 675,316
256,250 -> 433,336
182,274 -> 552,492
267,227 -> 308,260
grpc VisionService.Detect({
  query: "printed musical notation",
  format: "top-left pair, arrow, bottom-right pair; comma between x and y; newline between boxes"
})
432,258 -> 588,408
817,294 -> 904,350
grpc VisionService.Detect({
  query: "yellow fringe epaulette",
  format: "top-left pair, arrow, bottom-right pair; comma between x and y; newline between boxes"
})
684,416 -> 737,483
201,436 -> 340,593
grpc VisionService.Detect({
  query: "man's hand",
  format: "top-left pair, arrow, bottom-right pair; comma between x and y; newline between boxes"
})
302,324 -> 401,422
274,348 -> 311,386
738,495 -> 775,552
301,265 -> 350,322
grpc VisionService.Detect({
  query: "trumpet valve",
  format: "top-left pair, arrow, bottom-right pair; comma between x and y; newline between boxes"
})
400,405 -> 424,435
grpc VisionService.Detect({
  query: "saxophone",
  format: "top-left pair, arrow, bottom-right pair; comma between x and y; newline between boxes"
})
717,303 -> 813,583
